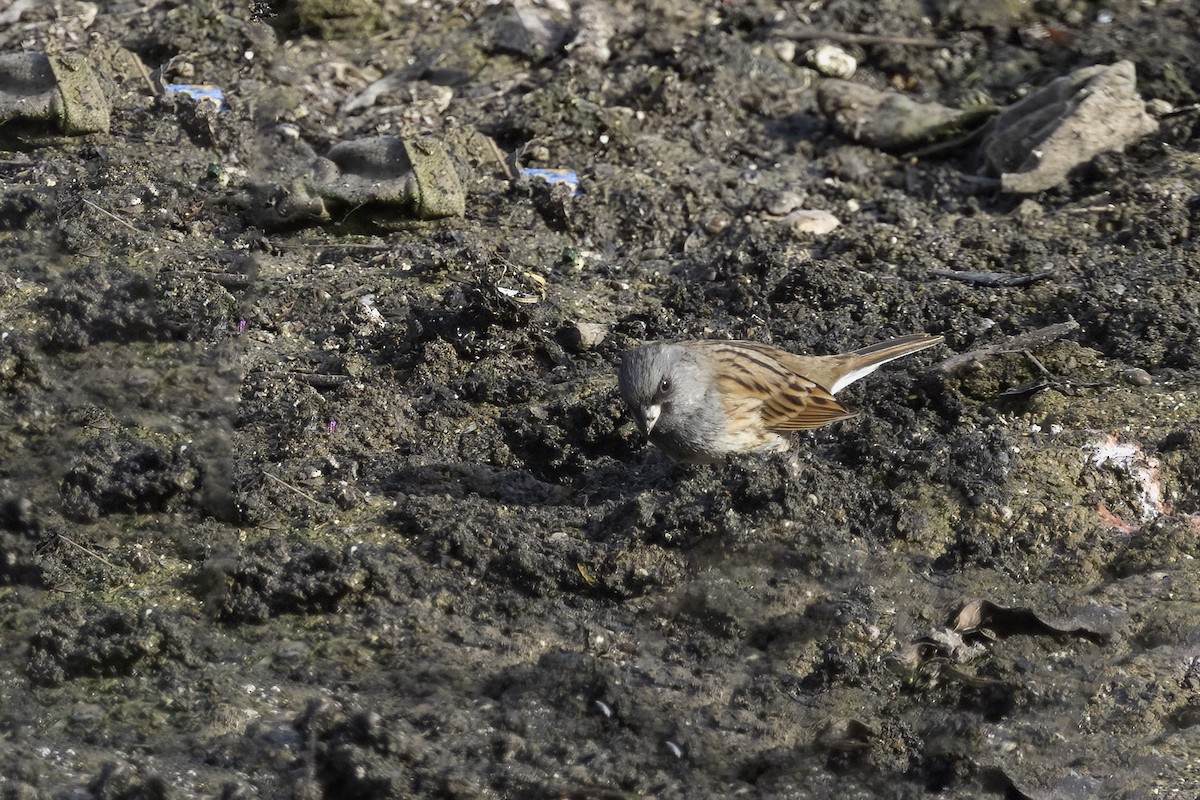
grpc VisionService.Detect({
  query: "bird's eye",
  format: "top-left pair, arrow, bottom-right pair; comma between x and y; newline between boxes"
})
659,377 -> 671,394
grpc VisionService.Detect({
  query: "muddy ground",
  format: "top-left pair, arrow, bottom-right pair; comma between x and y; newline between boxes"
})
2,0 -> 1199,797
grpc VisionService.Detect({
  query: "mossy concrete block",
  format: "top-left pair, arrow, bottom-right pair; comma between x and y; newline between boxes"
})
403,137 -> 466,219
48,53 -> 111,135
0,51 -> 109,137
319,135 -> 465,220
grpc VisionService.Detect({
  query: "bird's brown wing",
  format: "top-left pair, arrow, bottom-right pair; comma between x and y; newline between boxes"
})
759,377 -> 855,430
703,341 -> 856,432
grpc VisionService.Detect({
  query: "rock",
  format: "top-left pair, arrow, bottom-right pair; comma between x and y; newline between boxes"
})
0,51 -> 110,138
779,208 -> 840,236
981,60 -> 1159,194
762,189 -> 806,216
1121,367 -> 1152,386
489,0 -> 570,60
818,79 -> 996,152
567,3 -> 615,64
563,322 -> 609,352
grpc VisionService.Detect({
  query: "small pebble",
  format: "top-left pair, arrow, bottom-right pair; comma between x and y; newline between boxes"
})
563,321 -> 609,352
1015,199 -> 1045,217
781,208 -> 840,236
763,189 -> 806,216
1145,98 -> 1174,117
703,214 -> 730,235
771,39 -> 796,63
806,43 -> 856,78
1121,367 -> 1152,386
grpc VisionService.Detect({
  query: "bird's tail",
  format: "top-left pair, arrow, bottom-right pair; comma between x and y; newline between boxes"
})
828,333 -> 943,393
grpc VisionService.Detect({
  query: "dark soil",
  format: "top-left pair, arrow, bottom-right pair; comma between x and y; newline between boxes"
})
2,1 -> 1199,798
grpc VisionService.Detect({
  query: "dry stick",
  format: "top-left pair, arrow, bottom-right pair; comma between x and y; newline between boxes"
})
338,202 -> 371,225
929,268 -> 1056,288
262,470 -> 323,505
776,26 -> 952,48
57,533 -> 120,570
290,242 -> 392,249
482,133 -> 519,181
1062,204 -> 1119,214
1159,102 -> 1200,118
936,320 -> 1080,375
130,51 -> 159,96
255,370 -> 351,389
996,348 -> 1104,396
82,198 -> 142,235
162,267 -> 254,289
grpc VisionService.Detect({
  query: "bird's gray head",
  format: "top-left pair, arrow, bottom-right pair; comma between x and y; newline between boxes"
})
618,342 -> 688,436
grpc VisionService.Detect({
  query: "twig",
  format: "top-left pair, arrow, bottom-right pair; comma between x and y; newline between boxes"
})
57,533 -> 120,570
936,320 -> 1079,375
161,267 -> 253,289
994,349 -> 1056,396
130,50 -> 160,96
262,470 -> 323,505
82,198 -> 142,235
290,242 -> 393,250
254,370 -> 351,389
955,174 -> 1003,187
482,133 -> 518,181
776,25 -> 953,48
929,267 -> 1055,287
1158,102 -> 1200,118
1062,204 -> 1118,214
995,349 -> 1104,397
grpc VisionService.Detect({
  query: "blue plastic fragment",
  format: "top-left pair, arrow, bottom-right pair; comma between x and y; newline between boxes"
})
165,83 -> 228,111
520,167 -> 583,195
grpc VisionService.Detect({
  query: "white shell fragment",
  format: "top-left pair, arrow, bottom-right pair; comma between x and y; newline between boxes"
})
779,208 -> 841,236
806,44 -> 856,79
357,294 -> 387,327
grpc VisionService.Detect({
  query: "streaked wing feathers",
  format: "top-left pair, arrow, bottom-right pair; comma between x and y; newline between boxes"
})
706,341 -> 854,432
760,379 -> 855,430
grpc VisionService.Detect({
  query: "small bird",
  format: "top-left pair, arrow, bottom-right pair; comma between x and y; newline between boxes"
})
618,333 -> 943,462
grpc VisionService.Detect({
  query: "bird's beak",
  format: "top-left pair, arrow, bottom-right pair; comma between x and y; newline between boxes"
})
636,404 -> 661,436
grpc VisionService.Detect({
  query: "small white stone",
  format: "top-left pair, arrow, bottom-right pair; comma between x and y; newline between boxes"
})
806,44 -> 856,78
781,208 -> 840,236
